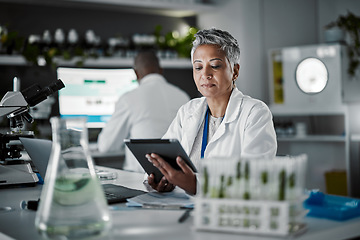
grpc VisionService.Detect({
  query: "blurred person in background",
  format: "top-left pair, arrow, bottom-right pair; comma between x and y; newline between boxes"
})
98,50 -> 190,172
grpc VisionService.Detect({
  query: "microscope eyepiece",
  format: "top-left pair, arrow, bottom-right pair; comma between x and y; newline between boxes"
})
22,79 -> 65,107
43,79 -> 65,97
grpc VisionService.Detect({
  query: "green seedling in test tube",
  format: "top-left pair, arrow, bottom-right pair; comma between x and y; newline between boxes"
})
203,166 -> 209,196
278,169 -> 286,200
236,161 -> 241,180
243,161 -> 250,200
244,161 -> 249,181
261,171 -> 268,184
289,172 -> 295,188
219,175 -> 225,198
288,172 -> 296,201
232,160 -> 242,199
227,176 -> 233,187
210,187 -> 218,198
225,175 -> 233,198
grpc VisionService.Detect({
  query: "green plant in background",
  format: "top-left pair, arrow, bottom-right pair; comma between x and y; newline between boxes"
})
1,29 -> 25,55
154,24 -> 198,58
325,10 -> 360,77
175,27 -> 198,58
22,42 -> 40,64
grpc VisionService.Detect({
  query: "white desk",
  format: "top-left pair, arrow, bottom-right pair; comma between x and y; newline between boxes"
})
1,167 -> 360,240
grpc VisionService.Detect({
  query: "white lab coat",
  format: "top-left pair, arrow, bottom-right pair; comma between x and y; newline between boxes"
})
163,87 -> 277,170
97,73 -> 190,172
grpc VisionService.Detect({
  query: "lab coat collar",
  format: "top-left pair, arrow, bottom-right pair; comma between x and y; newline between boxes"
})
184,87 -> 244,128
181,97 -> 207,154
188,98 -> 208,122
223,87 -> 244,124
206,88 -> 244,147
139,73 -> 166,85
181,88 -> 244,154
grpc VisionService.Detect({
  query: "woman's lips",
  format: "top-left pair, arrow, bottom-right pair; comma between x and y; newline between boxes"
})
201,83 -> 215,88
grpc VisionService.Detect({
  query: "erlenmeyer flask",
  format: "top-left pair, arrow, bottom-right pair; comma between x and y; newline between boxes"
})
35,117 -> 111,239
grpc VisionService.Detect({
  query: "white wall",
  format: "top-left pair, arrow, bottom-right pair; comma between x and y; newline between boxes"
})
197,0 -> 265,101
262,0 -> 318,49
197,0 -> 318,103
199,0 -> 360,133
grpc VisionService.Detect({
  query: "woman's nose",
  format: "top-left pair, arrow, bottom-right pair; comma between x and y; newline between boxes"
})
203,67 -> 213,80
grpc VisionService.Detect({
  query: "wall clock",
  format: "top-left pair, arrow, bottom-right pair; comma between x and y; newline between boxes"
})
268,43 -> 348,112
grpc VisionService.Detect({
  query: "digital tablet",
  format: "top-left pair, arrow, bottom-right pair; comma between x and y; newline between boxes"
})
124,139 -> 197,183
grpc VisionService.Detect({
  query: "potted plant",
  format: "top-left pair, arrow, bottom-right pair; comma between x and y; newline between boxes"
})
325,10 -> 360,77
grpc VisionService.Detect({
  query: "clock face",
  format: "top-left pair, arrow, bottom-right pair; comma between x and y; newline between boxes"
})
295,57 -> 328,94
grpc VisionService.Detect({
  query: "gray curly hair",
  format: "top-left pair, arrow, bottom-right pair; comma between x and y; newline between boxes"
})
191,28 -> 240,66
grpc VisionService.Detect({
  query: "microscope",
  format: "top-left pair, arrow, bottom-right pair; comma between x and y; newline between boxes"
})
0,79 -> 65,187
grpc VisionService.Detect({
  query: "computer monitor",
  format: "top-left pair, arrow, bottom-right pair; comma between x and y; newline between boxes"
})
57,67 -> 138,128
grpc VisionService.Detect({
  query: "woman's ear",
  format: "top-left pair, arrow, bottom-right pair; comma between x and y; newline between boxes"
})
233,63 -> 240,80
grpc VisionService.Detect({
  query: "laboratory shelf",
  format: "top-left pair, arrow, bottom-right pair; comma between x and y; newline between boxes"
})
272,108 -> 351,196
277,135 -> 347,142
270,105 -> 347,116
0,55 -> 192,69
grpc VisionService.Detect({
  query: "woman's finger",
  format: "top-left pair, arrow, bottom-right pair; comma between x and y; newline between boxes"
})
146,153 -> 164,169
149,153 -> 174,176
157,176 -> 169,192
176,156 -> 192,174
164,183 -> 175,192
147,173 -> 158,188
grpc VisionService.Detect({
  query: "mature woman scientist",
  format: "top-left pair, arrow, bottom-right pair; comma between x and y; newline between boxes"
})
146,28 -> 277,195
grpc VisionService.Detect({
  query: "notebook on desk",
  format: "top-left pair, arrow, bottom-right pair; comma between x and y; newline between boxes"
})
102,184 -> 146,204
19,137 -> 146,205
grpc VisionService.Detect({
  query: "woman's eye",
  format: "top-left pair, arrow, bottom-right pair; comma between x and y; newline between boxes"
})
194,66 -> 203,71
211,65 -> 220,69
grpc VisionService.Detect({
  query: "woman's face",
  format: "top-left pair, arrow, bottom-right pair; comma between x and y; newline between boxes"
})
192,44 -> 239,100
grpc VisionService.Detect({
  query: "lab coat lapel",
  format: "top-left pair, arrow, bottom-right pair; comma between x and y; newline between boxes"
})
206,88 -> 243,147
182,99 -> 208,154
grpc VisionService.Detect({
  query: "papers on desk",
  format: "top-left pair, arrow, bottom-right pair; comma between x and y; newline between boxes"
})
126,191 -> 194,209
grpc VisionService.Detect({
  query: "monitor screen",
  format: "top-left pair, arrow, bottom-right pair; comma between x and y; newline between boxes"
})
57,67 -> 138,128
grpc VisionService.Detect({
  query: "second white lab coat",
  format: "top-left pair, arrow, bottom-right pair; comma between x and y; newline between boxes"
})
98,73 -> 190,172
163,87 -> 277,170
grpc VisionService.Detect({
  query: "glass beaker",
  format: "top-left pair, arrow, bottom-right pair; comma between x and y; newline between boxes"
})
35,117 -> 111,239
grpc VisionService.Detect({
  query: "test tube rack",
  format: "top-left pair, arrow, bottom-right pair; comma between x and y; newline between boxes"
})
194,197 -> 307,237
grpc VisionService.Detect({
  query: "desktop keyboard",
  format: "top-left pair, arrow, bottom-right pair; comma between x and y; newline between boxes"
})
102,184 -> 146,205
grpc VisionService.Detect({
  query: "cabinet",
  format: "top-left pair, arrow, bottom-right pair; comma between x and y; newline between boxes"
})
350,134 -> 360,197
267,43 -> 355,196
271,107 -> 351,196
